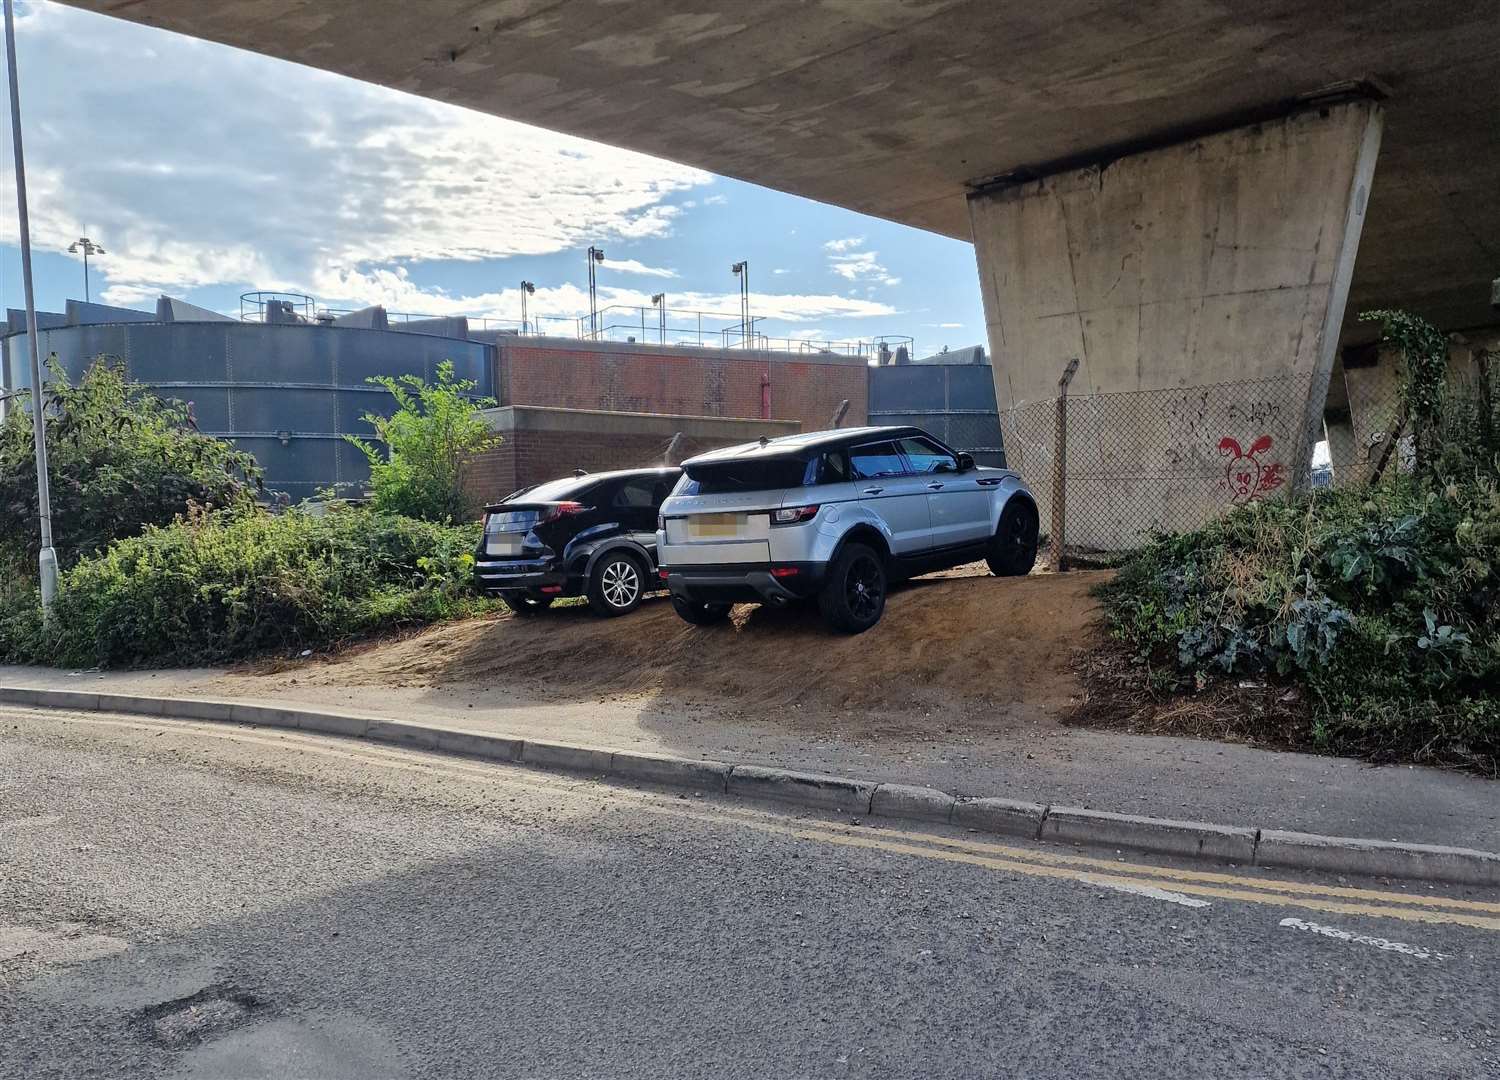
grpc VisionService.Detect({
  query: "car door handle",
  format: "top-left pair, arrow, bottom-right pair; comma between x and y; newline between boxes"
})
926,481 -> 944,490
861,486 -> 883,495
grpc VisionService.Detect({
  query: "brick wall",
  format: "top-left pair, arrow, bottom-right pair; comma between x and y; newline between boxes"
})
462,406 -> 800,508
496,339 -> 868,434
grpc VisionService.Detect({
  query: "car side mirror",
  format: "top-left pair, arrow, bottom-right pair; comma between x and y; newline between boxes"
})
955,452 -> 975,472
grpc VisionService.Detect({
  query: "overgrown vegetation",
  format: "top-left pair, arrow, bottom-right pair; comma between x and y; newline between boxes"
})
347,360 -> 500,523
1093,313 -> 1499,771
0,506 -> 488,668
0,356 -> 499,670
0,360 -> 261,571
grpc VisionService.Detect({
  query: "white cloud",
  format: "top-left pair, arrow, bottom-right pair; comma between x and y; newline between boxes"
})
600,259 -> 678,279
703,194 -> 728,206
823,236 -> 900,288
772,268 -> 790,275
941,321 -> 963,329
5,3 -> 711,307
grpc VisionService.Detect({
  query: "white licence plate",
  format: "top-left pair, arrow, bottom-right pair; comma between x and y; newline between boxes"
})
486,536 -> 524,556
688,512 -> 748,539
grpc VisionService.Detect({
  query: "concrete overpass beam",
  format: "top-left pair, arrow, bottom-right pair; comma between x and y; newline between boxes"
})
969,100 -> 1384,541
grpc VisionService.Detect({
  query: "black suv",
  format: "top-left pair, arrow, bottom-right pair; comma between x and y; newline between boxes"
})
474,467 -> 680,617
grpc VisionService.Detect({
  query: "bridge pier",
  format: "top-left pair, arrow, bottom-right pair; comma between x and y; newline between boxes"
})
968,99 -> 1384,543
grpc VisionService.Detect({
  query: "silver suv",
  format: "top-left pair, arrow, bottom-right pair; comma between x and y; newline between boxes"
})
657,426 -> 1039,633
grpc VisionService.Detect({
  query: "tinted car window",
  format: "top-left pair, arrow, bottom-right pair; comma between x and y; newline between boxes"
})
612,477 -> 658,509
897,436 -> 958,474
508,476 -> 598,503
680,457 -> 812,495
850,441 -> 907,479
816,450 -> 851,486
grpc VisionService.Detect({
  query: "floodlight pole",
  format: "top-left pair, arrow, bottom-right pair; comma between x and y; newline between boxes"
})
69,236 -> 104,302
4,0 -> 58,614
587,247 -> 604,339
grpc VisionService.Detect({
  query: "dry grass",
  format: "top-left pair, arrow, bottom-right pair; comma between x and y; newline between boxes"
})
1068,638 -> 1312,750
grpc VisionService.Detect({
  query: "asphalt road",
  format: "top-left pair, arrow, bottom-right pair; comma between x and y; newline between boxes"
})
2,706 -> 1497,1080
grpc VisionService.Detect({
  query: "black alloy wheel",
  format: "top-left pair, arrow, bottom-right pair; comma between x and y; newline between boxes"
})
987,500 -> 1039,577
818,542 -> 887,633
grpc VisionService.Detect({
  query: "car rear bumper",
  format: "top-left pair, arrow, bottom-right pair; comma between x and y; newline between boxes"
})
473,558 -> 569,595
663,562 -> 824,606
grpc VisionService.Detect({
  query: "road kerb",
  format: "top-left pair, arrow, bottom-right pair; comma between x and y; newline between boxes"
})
6,683 -> 1498,889
226,703 -> 302,729
1043,806 -> 1259,863
728,765 -> 876,815
952,796 -> 1047,839
610,750 -> 731,791
520,740 -> 614,774
1255,829 -> 1500,888
872,783 -> 956,824
367,718 -> 439,749
435,728 -> 524,763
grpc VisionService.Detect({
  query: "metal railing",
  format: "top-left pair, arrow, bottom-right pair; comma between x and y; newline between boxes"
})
240,293 -> 912,359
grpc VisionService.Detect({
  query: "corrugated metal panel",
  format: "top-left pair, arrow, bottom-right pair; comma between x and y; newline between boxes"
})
868,364 -> 1005,466
4,322 -> 493,499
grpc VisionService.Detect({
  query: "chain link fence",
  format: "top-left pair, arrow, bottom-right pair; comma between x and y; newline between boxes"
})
1000,371 -> 1409,563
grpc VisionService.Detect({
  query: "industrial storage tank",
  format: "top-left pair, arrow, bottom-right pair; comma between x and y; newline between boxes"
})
1,295 -> 493,503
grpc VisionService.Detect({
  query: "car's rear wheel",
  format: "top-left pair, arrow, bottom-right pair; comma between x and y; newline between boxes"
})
588,552 -> 645,617
818,542 -> 887,633
671,594 -> 732,626
499,591 -> 554,616
987,498 -> 1039,577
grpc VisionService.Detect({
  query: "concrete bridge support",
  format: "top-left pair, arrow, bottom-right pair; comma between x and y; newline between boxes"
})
969,99 -> 1384,545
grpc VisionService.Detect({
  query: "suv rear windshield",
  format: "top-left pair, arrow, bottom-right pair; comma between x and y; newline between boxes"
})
679,457 -> 813,495
505,476 -> 598,504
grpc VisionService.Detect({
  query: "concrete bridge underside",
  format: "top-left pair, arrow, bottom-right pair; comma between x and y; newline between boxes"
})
61,0 -> 1498,334
57,2 -> 1499,541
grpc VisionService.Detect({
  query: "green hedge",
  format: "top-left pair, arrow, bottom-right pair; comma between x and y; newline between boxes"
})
1098,479 -> 1499,768
1,507 -> 490,668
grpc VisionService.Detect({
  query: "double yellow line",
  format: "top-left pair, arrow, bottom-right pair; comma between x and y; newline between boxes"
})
29,710 -> 1500,933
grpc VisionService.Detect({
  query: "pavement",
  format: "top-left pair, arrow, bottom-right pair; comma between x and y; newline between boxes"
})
2,707 -> 1497,1079
2,663 -> 1496,853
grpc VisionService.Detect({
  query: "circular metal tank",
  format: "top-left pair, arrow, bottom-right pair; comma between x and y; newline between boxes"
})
2,318 -> 493,502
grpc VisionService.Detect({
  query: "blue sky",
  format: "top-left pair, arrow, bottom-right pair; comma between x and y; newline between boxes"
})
0,1 -> 984,359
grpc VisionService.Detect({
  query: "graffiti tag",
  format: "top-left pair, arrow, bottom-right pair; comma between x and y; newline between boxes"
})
1219,434 -> 1286,503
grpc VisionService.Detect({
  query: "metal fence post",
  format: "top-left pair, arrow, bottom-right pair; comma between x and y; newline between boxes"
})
1050,358 -> 1079,572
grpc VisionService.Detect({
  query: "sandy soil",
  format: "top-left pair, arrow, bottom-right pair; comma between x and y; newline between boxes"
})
236,567 -> 1108,733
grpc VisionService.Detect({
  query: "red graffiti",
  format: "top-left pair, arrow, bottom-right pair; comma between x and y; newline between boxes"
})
1219,434 -> 1286,503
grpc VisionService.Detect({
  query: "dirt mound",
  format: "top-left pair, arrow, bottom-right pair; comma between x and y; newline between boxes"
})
278,568 -> 1107,725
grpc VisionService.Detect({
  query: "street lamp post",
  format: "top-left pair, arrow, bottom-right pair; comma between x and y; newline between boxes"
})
731,261 -> 751,348
586,247 -> 604,339
733,260 -> 769,417
651,292 -> 666,344
67,236 -> 105,302
519,280 -> 535,334
4,0 -> 58,614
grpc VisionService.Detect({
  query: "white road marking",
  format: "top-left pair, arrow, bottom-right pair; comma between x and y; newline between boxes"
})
1279,917 -> 1446,960
1083,876 -> 1212,908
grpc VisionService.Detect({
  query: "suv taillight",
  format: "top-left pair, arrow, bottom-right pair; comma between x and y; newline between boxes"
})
771,504 -> 819,525
539,501 -> 586,523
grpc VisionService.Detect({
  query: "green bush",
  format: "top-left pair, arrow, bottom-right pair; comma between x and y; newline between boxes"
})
1099,478 -> 1499,768
1,506 -> 492,668
347,360 -> 500,523
0,359 -> 262,572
